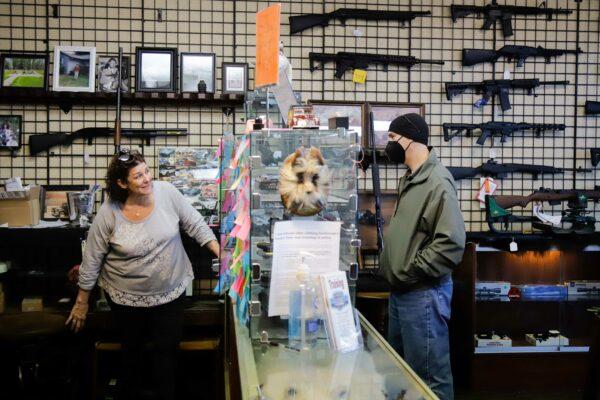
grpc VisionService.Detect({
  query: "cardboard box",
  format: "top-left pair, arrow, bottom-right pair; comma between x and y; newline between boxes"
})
475,334 -> 512,348
526,332 -> 569,346
21,296 -> 43,312
0,185 -> 41,227
475,281 -> 511,296
567,280 -> 600,296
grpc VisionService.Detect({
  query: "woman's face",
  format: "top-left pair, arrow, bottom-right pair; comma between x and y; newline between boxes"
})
118,162 -> 153,197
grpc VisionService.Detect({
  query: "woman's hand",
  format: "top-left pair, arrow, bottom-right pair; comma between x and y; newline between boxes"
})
66,288 -> 90,333
206,240 -> 220,258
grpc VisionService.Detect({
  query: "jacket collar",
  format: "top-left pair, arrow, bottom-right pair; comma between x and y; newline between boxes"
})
406,147 -> 437,185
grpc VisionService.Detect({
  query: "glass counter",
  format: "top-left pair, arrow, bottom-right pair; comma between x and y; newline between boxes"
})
232,304 -> 438,400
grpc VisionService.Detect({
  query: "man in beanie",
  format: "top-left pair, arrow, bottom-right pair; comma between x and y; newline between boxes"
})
380,113 -> 465,400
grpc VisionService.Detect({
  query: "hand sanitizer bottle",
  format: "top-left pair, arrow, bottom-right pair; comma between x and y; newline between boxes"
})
288,252 -> 319,351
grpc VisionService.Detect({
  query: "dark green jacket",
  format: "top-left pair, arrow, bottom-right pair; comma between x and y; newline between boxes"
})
380,149 -> 466,291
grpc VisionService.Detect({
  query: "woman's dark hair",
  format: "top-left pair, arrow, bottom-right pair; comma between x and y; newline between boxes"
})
105,149 -> 146,203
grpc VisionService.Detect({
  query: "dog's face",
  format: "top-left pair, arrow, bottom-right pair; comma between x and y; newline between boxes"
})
279,147 -> 331,216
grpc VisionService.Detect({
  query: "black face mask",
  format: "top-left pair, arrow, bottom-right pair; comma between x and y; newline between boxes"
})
385,140 -> 406,164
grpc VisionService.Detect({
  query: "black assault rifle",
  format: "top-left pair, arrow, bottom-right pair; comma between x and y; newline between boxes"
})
443,121 -> 565,146
448,159 -> 590,181
309,52 -> 444,79
29,127 -> 187,155
451,1 -> 572,38
462,45 -> 582,67
289,8 -> 430,34
445,78 -> 569,111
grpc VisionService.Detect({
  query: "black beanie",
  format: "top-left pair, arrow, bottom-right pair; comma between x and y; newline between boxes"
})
388,113 -> 429,145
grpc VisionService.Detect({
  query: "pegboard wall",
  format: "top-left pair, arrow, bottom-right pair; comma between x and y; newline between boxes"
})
0,0 -> 598,234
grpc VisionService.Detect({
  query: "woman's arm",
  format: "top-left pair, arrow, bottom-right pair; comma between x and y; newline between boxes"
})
166,183 -> 218,248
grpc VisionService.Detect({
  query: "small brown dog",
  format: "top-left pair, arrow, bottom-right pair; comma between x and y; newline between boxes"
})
279,147 -> 331,216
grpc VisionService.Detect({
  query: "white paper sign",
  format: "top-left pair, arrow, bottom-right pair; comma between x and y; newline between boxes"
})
268,220 -> 341,317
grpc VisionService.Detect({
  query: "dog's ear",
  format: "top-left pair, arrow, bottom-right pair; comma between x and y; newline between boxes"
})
283,148 -> 303,168
308,147 -> 325,165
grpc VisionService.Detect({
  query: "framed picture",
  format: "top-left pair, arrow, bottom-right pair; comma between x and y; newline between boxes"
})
52,46 -> 96,92
309,100 -> 366,145
135,47 -> 177,92
97,55 -> 130,93
0,53 -> 47,90
41,185 -> 88,221
0,115 -> 21,148
368,103 -> 425,150
222,62 -> 248,94
180,53 -> 215,93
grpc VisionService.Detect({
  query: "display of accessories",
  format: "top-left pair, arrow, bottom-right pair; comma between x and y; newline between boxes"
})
287,105 -> 320,129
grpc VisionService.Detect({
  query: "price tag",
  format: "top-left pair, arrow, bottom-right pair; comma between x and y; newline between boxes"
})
84,149 -> 90,165
353,69 -> 367,84
503,69 -> 511,79
353,28 -> 363,37
489,148 -> 497,159
509,239 -> 518,252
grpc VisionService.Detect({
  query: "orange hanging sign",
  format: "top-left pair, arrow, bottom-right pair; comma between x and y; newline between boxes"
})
255,3 -> 281,88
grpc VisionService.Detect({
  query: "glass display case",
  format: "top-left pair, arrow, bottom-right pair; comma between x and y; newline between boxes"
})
231,304 -> 438,400
247,128 -> 361,340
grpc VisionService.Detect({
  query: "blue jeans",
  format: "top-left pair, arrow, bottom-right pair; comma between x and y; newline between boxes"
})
387,276 -> 453,400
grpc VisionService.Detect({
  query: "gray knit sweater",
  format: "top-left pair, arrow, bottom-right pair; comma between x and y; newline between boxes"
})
78,181 -> 216,307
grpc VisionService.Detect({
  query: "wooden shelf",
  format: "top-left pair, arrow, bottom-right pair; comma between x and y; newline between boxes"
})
0,89 -> 244,110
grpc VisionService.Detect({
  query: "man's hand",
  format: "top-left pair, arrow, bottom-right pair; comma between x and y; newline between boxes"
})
206,240 -> 220,258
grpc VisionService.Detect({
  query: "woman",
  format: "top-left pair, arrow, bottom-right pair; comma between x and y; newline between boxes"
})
66,149 -> 219,400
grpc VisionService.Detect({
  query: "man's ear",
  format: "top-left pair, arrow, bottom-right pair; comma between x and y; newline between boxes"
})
117,179 -> 128,189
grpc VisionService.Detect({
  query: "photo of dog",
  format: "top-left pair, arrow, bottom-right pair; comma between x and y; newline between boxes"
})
279,146 -> 331,216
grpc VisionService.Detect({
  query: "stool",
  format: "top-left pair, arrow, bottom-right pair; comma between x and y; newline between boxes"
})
92,337 -> 221,399
0,312 -> 67,399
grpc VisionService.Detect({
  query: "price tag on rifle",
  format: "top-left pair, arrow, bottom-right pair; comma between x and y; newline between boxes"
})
353,69 -> 367,84
477,177 -> 497,208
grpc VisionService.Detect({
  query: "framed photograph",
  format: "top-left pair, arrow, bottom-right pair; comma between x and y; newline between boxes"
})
309,100 -> 366,144
97,55 -> 130,93
0,53 -> 47,90
222,62 -> 247,94
53,46 -> 96,92
135,47 -> 177,92
0,115 -> 21,148
41,185 -> 88,221
368,103 -> 425,150
180,53 -> 215,93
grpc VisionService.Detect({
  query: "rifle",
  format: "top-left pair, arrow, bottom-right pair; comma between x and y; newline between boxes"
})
585,101 -> 600,115
29,128 -> 187,156
462,45 -> 582,67
447,159 -> 590,181
450,1 -> 572,38
485,187 -> 600,234
369,110 -> 384,253
309,51 -> 444,79
289,8 -> 431,35
445,78 -> 569,111
443,121 -> 565,146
